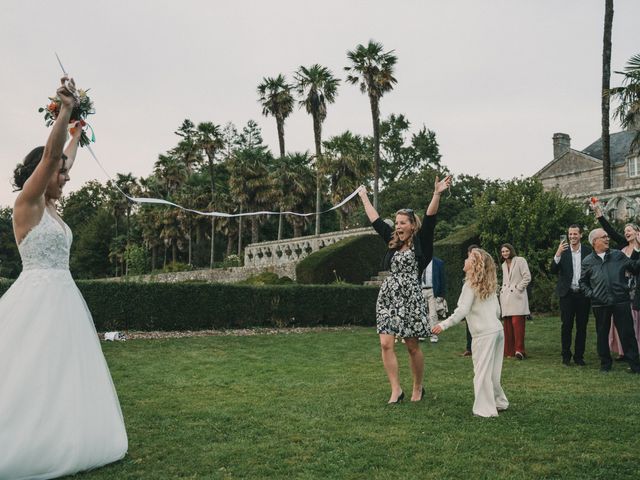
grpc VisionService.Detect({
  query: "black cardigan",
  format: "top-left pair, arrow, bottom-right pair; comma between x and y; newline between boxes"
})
598,215 -> 640,309
371,213 -> 437,280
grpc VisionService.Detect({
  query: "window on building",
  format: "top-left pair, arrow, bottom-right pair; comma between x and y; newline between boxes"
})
628,156 -> 640,177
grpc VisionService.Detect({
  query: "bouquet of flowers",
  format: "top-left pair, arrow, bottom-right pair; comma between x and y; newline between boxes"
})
39,88 -> 95,147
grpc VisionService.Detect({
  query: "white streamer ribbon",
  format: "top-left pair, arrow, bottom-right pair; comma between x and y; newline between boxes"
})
86,145 -> 361,218
55,52 -> 361,219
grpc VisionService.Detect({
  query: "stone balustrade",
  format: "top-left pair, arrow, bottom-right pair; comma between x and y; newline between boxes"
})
102,227 -> 378,284
244,227 -> 375,267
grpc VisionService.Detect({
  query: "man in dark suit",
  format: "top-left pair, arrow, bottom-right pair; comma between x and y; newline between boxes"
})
550,224 -> 592,366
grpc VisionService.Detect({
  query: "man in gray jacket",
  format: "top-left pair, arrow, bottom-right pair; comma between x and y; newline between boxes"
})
579,228 -> 640,373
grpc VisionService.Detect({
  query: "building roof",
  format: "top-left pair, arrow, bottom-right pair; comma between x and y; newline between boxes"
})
581,130 -> 637,166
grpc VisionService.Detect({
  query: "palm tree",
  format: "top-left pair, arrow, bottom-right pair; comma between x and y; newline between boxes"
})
258,74 -> 295,240
345,40 -> 397,208
228,146 -> 275,244
321,132 -> 373,229
137,176 -> 164,270
294,64 -> 340,235
270,152 -> 316,237
601,1 -> 614,190
153,154 -> 188,194
196,122 -> 224,268
173,119 -> 201,174
610,53 -> 640,148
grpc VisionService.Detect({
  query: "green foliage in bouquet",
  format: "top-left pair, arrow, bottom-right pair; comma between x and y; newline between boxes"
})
38,88 -> 95,147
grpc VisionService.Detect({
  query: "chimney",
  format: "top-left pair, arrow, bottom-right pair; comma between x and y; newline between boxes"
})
553,133 -> 571,159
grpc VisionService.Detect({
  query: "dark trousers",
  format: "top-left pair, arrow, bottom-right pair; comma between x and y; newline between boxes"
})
592,302 -> 640,371
559,291 -> 590,361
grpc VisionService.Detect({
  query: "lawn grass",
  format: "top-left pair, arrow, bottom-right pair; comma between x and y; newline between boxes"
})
71,316 -> 639,479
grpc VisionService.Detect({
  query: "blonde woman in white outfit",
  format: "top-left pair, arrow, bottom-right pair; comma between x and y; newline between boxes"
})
432,248 -> 509,417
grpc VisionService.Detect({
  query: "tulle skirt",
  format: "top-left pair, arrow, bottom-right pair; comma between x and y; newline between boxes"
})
0,269 -> 127,479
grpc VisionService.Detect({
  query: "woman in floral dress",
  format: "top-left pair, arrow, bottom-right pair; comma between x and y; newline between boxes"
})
358,175 -> 451,403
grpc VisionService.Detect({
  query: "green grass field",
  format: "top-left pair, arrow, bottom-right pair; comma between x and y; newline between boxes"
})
72,316 -> 639,479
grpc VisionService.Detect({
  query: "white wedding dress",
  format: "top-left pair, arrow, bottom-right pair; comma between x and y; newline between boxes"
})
0,209 -> 127,479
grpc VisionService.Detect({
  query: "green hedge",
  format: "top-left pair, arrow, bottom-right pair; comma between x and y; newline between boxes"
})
0,280 -> 378,331
433,224 -> 558,314
296,234 -> 387,284
433,223 -> 481,310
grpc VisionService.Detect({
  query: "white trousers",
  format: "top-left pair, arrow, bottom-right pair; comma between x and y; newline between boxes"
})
422,288 -> 439,329
471,330 -> 509,417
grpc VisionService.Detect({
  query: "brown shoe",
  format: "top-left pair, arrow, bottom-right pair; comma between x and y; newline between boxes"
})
460,350 -> 472,357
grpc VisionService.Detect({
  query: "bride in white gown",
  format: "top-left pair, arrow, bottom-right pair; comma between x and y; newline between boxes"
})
0,77 -> 127,479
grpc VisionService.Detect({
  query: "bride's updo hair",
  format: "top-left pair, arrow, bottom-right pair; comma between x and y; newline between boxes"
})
13,146 -> 45,191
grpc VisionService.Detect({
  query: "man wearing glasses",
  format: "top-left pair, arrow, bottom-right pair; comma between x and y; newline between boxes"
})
580,228 -> 640,373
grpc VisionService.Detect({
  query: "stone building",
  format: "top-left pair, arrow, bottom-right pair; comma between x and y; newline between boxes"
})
534,130 -> 640,220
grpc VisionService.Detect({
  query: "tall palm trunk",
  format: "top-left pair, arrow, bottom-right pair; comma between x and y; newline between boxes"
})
207,154 -> 216,268
293,219 -> 303,238
602,0 -> 614,190
237,204 -> 243,256
251,218 -> 260,244
226,234 -> 234,257
313,113 -> 323,236
188,221 -> 192,266
369,95 -> 381,208
114,215 -> 119,277
151,245 -> 157,271
276,115 -> 286,240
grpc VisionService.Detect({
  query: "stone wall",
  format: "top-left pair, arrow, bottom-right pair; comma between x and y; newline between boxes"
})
107,227 -> 377,284
108,263 -> 297,284
539,165 -> 602,197
243,227 -> 375,267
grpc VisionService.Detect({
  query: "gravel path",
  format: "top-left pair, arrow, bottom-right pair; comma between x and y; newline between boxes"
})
101,325 -> 363,340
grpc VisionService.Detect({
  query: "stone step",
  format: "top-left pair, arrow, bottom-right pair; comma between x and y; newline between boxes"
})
364,270 -> 389,286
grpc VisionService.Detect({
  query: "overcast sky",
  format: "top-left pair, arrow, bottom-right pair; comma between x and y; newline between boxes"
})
1,0 -> 639,208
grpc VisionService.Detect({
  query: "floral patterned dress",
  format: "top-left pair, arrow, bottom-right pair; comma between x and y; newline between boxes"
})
376,246 -> 431,338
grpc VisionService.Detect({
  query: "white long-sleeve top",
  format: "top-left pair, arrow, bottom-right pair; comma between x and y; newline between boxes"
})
437,282 -> 503,338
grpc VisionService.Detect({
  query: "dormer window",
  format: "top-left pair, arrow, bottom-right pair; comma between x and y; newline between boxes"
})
628,156 -> 640,177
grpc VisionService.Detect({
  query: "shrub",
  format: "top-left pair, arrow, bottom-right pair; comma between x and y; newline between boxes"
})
529,272 -> 559,314
296,234 -> 387,285
159,262 -> 193,273
221,254 -> 242,268
433,223 -> 481,309
237,272 -> 294,285
0,281 -> 378,331
125,244 -> 148,276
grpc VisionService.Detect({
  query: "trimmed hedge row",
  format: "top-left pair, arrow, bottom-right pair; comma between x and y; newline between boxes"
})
0,280 -> 378,331
433,223 -> 481,310
296,234 -> 387,284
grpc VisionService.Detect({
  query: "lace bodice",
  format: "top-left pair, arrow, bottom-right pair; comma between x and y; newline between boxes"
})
17,209 -> 72,271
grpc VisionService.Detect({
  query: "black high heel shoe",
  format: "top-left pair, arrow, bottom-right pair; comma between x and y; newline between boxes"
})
388,391 -> 405,404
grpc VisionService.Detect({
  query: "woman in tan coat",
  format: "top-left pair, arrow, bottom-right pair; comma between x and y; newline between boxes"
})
499,243 -> 531,359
